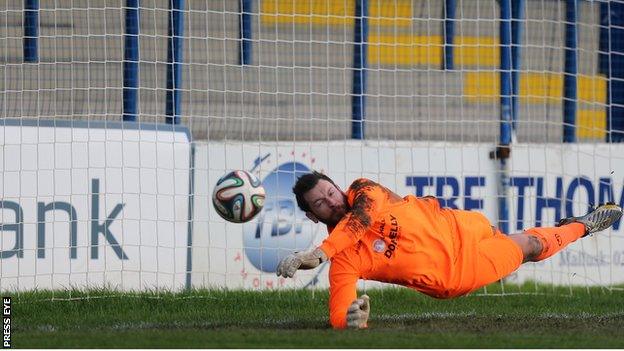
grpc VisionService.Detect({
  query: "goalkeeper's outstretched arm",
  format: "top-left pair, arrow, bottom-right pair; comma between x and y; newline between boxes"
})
327,253 -> 367,329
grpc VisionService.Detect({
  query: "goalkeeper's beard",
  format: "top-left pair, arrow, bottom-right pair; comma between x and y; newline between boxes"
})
317,194 -> 350,228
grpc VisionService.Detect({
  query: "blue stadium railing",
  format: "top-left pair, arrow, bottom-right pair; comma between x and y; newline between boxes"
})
21,1 -> 624,137
123,0 -> 139,122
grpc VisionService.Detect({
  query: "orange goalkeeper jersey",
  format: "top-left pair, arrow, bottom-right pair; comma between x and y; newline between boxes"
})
318,179 -> 523,329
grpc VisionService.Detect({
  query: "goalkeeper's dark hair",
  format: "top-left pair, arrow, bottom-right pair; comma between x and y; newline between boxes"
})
292,171 -> 337,212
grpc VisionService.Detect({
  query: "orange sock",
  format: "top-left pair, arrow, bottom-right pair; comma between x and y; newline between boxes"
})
525,223 -> 586,261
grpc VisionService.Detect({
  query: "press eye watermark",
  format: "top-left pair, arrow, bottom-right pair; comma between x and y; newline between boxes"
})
3,297 -> 10,349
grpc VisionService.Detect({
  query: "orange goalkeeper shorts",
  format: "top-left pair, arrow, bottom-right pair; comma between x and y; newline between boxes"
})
444,209 -> 524,297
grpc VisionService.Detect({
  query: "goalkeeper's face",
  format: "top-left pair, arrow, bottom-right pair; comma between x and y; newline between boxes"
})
303,179 -> 348,227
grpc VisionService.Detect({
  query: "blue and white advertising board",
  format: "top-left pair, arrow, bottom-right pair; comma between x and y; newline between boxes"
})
0,120 -> 192,291
3,131 -> 623,291
193,141 -> 624,289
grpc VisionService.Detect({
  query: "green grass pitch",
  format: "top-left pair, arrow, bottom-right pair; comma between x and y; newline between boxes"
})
10,283 -> 624,348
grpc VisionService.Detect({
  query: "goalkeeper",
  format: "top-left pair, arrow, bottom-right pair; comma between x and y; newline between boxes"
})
276,171 -> 623,329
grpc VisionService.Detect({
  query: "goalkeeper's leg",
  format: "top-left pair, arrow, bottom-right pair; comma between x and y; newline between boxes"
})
510,203 -> 623,262
450,204 -> 621,297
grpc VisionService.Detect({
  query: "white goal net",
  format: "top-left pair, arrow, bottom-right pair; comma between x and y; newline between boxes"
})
1,0 -> 623,293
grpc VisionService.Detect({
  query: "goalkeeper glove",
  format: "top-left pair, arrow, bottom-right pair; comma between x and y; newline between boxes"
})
276,248 -> 328,278
346,294 -> 370,329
